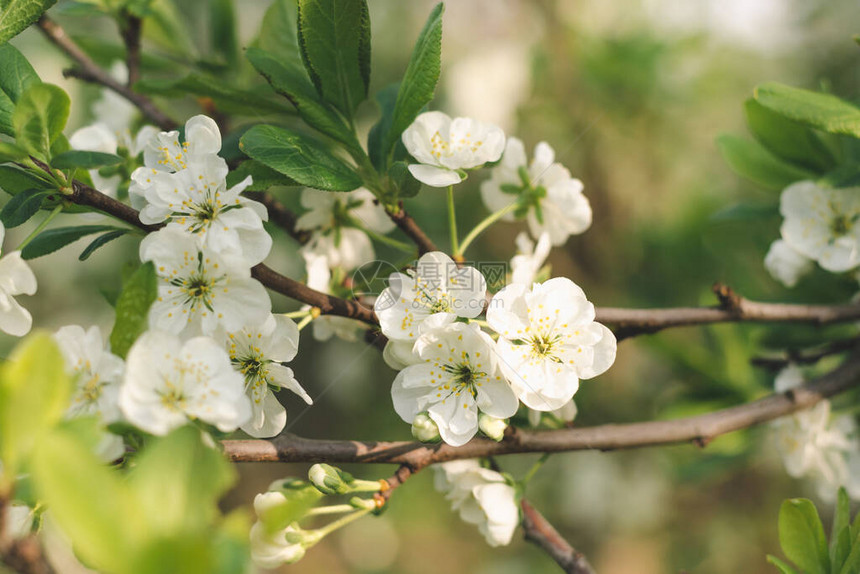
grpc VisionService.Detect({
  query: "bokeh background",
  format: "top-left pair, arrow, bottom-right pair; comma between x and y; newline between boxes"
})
7,0 -> 860,572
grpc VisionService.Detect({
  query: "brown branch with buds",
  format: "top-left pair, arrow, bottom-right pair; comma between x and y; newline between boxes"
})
521,499 -> 596,574
222,347 -> 860,464
386,203 -> 439,254
37,16 -> 173,130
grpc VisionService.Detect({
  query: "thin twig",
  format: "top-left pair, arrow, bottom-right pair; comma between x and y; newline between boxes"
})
521,499 -> 596,574
222,348 -> 860,464
36,15 -> 173,130
751,337 -> 860,371
386,204 -> 438,255
119,11 -> 142,87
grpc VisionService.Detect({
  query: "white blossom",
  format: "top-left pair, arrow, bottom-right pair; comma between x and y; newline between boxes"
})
481,138 -> 592,246
510,231 -> 551,286
487,277 -> 616,411
141,228 -> 270,338
391,322 -> 518,446
780,181 -> 860,272
764,239 -> 814,288
433,460 -> 519,547
303,252 -> 364,342
0,222 -> 37,337
224,315 -> 312,438
528,399 -> 578,427
69,124 -> 158,197
376,251 -> 487,346
296,188 -> 394,271
119,330 -> 251,435
136,154 -> 272,265
250,521 -> 306,568
772,365 -> 859,501
402,111 -> 505,187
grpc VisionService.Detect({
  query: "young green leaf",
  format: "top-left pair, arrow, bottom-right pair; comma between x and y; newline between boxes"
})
12,82 -> 70,160
0,187 -> 47,227
831,527 -> 851,574
226,159 -> 298,191
840,542 -> 860,574
252,0 -> 302,70
79,229 -> 128,261
109,261 -> 157,358
246,47 -> 360,151
51,149 -> 123,170
744,99 -> 837,173
367,82 -> 399,171
128,426 -> 236,534
0,0 -> 58,45
0,164 -> 55,195
239,124 -> 362,191
21,224 -> 127,260
30,424 -> 139,573
766,555 -> 799,574
209,0 -> 238,67
0,42 -> 40,136
296,0 -> 371,117
778,498 -> 830,574
755,83 -> 860,138
0,333 -> 71,478
0,140 -> 27,162
717,134 -> 816,191
383,3 -> 443,164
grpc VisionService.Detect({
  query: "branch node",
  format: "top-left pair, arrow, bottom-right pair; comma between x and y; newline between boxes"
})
712,282 -> 743,313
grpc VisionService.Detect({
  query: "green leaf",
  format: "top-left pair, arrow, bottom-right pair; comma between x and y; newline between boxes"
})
226,159 -> 298,191
12,83 -> 70,160
30,424 -> 139,573
766,555 -> 799,574
128,426 -> 236,535
744,98 -> 837,173
0,140 -> 27,161
0,0 -> 58,45
831,527 -> 852,574
252,0 -> 301,70
841,539 -> 860,574
367,82 -> 399,171
0,187 -> 46,227
79,229 -> 128,261
778,498 -> 830,574
51,149 -> 123,170
135,72 -> 293,117
245,47 -> 360,151
0,164 -> 52,195
383,3 -> 443,163
209,0 -> 238,67
717,134 -> 816,190
388,160 -> 420,198
296,0 -> 371,117
0,42 -> 40,136
109,261 -> 157,358
755,82 -> 860,137
21,224 -> 127,260
239,124 -> 362,191
0,333 -> 71,479
833,488 -> 852,552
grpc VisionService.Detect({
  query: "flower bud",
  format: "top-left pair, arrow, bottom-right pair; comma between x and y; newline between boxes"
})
479,414 -> 507,442
412,412 -> 441,442
308,463 -> 354,495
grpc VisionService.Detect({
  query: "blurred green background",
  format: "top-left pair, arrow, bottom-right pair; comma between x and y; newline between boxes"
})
7,0 -> 860,572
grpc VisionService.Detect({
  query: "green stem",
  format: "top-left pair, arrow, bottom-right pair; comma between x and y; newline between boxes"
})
521,453 -> 552,486
350,219 -> 415,254
283,310 -> 312,319
17,204 -> 62,251
296,314 -> 314,332
314,507 -> 372,538
447,185 -> 459,256
458,202 -> 518,255
306,504 -> 355,517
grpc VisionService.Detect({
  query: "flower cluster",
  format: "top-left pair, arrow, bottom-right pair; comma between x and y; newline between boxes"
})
377,251 -> 616,446
765,180 -> 860,287
771,365 -> 860,501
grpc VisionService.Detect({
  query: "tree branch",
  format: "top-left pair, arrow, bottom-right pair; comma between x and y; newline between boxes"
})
222,348 -> 860,464
36,15 -> 174,130
386,204 -> 438,255
599,283 -> 860,340
521,499 -> 596,574
119,12 -> 142,87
